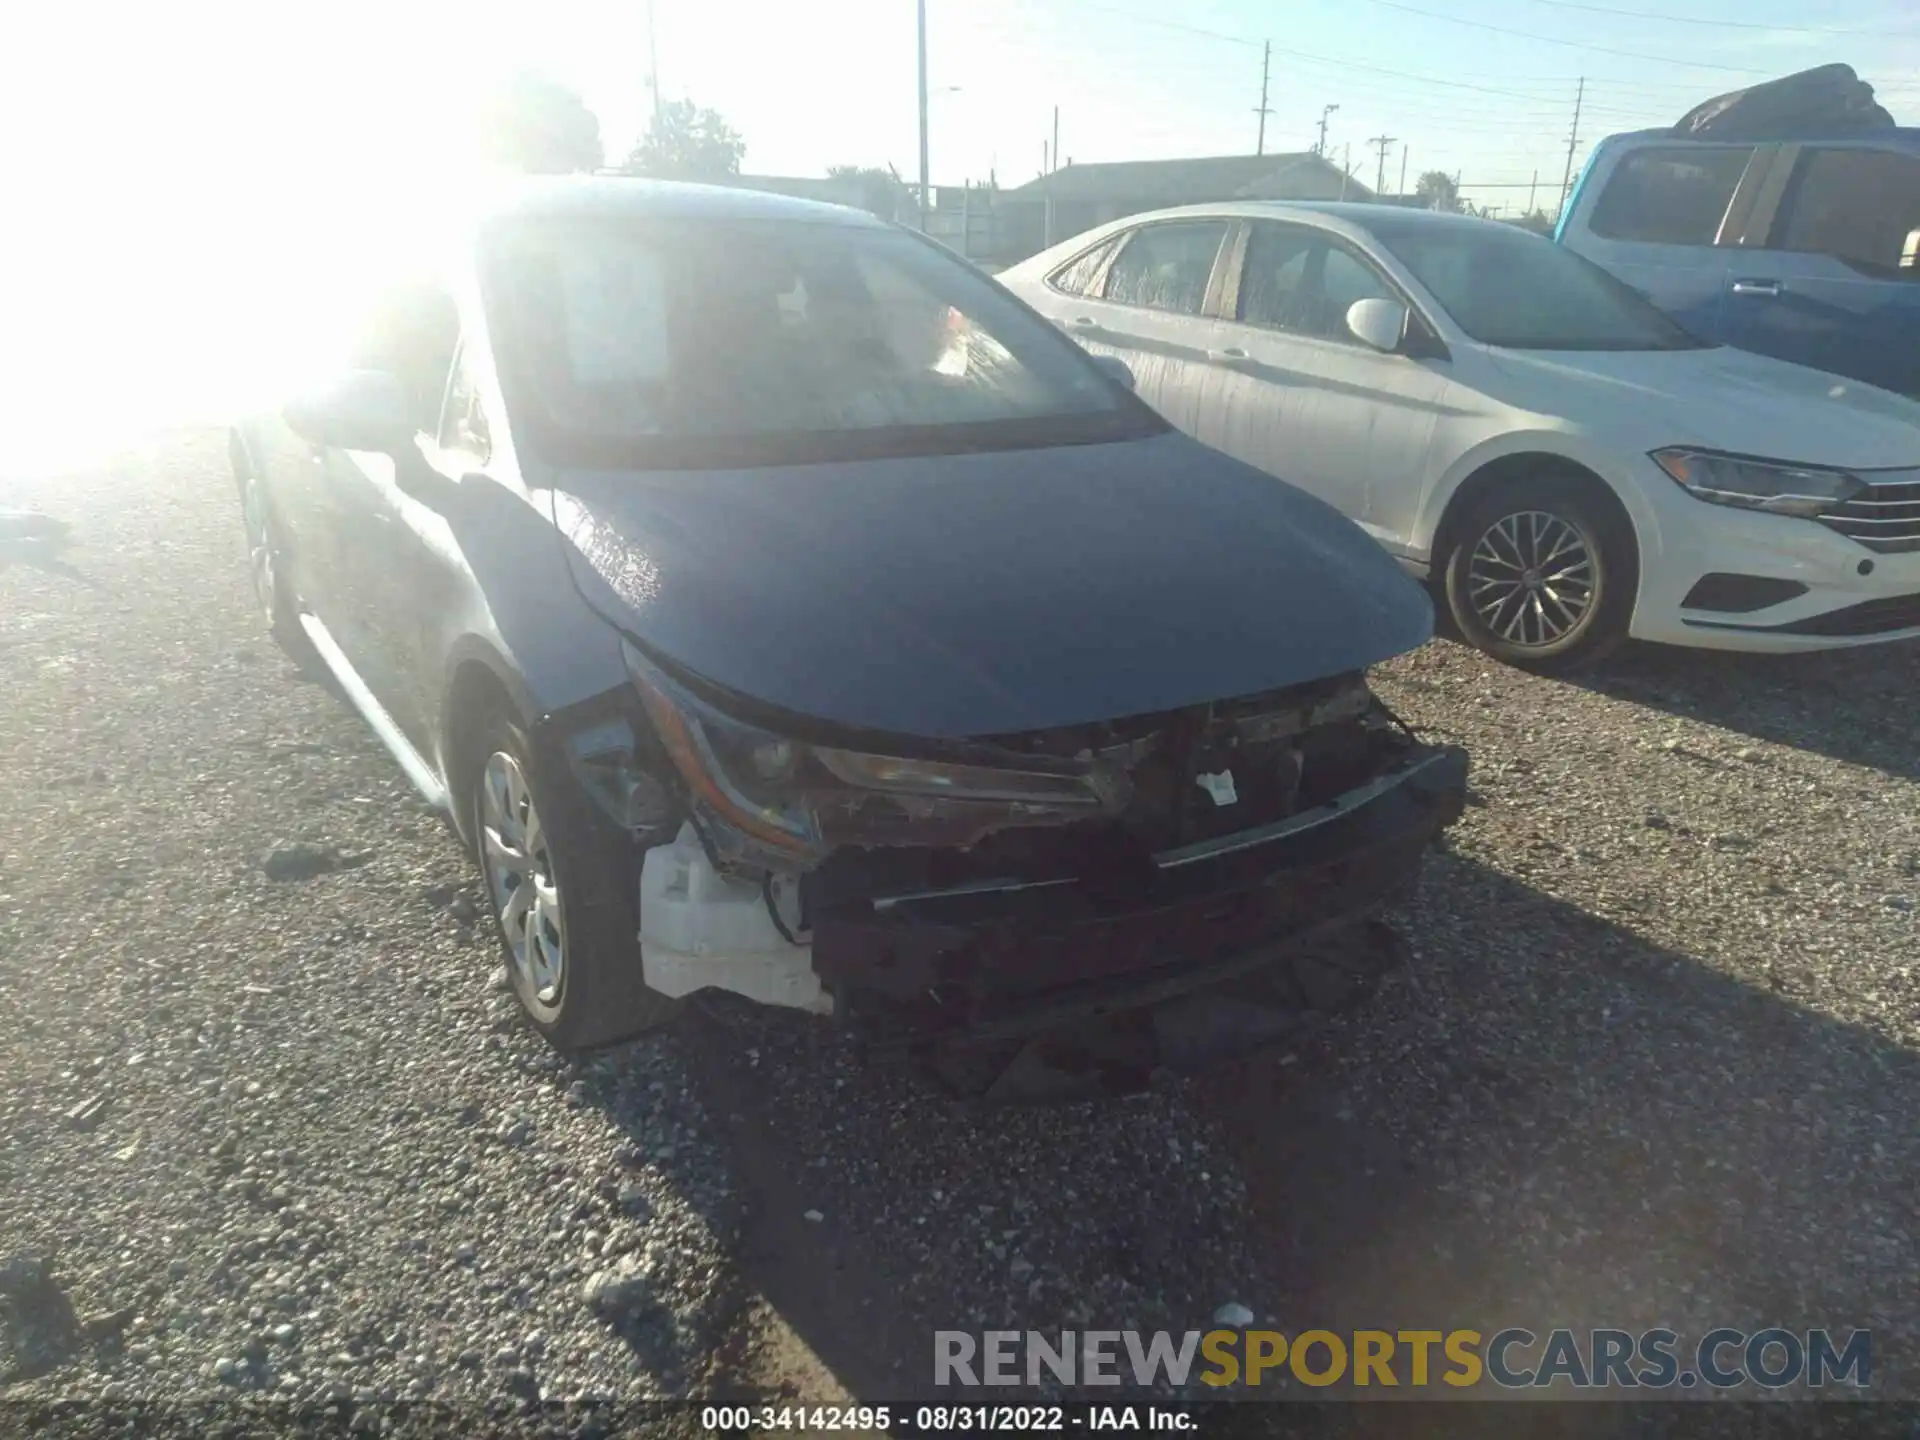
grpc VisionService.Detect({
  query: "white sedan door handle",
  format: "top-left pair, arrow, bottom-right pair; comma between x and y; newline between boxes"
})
1208,347 -> 1253,367
1731,278 -> 1783,297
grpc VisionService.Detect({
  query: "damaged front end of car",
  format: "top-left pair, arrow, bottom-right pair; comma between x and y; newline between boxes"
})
563,639 -> 1468,1100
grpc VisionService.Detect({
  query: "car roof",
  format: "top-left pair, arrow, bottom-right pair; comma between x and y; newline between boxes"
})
473,174 -> 887,230
1062,199 -> 1514,245
1598,125 -> 1920,150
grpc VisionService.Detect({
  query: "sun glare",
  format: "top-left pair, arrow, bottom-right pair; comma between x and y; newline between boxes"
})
0,2 -> 490,480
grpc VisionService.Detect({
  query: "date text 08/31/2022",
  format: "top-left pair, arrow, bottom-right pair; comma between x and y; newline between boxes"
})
701,1406 -> 1191,1432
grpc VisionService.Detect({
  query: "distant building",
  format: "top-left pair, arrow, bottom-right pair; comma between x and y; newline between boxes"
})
997,153 -> 1372,261
643,157 -> 1405,270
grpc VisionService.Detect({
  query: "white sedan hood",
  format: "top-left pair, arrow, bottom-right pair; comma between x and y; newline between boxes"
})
1486,345 -> 1920,472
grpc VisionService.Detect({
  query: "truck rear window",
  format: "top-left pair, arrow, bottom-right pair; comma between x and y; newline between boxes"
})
1588,146 -> 1754,246
1774,147 -> 1920,277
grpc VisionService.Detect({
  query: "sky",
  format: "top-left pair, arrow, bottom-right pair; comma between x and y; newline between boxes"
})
0,0 -> 1917,464
626,0 -> 1920,210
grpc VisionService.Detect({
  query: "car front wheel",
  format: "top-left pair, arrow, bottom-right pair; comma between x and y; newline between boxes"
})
1442,475 -> 1634,670
470,712 -> 678,1050
237,467 -> 317,666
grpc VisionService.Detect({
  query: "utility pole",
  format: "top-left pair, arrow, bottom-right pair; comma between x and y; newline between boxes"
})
1316,103 -> 1339,158
917,0 -> 931,232
1340,142 -> 1351,201
1558,76 -> 1585,218
644,0 -> 664,129
1528,169 -> 1538,215
1369,135 -> 1396,197
1254,42 -> 1273,156
1399,146 -> 1409,197
646,0 -> 663,128
1044,106 -> 1060,247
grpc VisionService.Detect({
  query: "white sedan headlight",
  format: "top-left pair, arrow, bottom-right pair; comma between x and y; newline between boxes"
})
1652,447 -> 1865,520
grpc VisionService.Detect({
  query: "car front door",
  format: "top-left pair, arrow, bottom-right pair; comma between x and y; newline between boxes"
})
1560,140 -> 1764,341
1719,142 -> 1920,398
312,276 -> 462,729
1194,220 -> 1449,553
1034,218 -> 1231,431
356,337 -> 503,757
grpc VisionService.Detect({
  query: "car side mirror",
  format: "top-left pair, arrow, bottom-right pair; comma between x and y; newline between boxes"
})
1901,227 -> 1919,274
1345,298 -> 1410,354
1090,354 -> 1136,391
283,369 -> 415,453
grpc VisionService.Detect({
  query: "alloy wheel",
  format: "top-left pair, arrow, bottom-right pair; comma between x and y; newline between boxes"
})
241,477 -> 278,624
1465,509 -> 1597,651
479,751 -> 566,1008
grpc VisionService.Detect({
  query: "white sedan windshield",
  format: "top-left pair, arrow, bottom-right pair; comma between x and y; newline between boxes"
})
1366,218 -> 1710,352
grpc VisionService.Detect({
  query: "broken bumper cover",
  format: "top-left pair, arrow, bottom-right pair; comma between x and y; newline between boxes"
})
809,743 -> 1469,1050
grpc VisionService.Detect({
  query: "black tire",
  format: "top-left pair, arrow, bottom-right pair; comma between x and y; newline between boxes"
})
468,711 -> 679,1051
1442,472 -> 1635,672
235,462 -> 318,667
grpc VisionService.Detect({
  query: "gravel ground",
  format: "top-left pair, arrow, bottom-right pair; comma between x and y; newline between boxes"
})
2,429 -> 1915,1414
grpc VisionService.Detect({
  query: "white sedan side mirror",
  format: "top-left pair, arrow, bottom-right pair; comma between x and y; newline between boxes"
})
1346,298 -> 1410,354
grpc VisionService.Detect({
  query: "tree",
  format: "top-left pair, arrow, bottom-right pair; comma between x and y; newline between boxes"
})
827,164 -> 911,221
480,72 -> 604,174
1511,209 -> 1557,235
625,100 -> 745,180
1415,170 -> 1460,212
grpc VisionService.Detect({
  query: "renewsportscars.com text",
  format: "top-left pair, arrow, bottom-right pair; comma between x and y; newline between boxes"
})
935,1327 -> 1871,1391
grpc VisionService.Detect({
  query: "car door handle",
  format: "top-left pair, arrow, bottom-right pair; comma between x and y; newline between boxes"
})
1207,347 -> 1254,367
1731,279 -> 1782,297
1067,315 -> 1098,329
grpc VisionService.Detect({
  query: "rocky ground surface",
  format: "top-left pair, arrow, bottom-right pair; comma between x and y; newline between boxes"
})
2,430 -> 1914,1422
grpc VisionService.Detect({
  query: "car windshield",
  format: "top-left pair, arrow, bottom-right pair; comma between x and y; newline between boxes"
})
1363,217 -> 1712,352
480,215 -> 1159,468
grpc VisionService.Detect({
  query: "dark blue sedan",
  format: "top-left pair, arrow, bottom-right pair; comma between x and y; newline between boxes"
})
231,177 -> 1466,1098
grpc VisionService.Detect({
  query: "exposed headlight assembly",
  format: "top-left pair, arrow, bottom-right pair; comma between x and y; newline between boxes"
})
1652,448 -> 1865,519
620,639 -> 1123,865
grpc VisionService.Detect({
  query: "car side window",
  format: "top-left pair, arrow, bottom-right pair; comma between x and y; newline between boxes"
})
1238,224 -> 1319,332
1313,246 -> 1395,341
1587,145 -> 1755,245
347,278 -> 462,434
438,345 -> 492,463
1100,221 -> 1228,315
1771,147 -> 1920,279
1047,238 -> 1117,296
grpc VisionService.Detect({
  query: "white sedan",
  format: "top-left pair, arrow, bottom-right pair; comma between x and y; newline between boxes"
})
1001,202 -> 1920,667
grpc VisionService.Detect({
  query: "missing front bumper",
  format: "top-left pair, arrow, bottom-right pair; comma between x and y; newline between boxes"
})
807,744 -> 1469,1055
918,917 -> 1411,1102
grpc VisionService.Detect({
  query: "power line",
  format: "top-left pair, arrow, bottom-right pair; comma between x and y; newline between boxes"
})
1053,1 -> 1916,95
1350,0 -> 1776,74
1266,44 -> 1583,99
1516,0 -> 1919,37
1067,2 -> 1589,97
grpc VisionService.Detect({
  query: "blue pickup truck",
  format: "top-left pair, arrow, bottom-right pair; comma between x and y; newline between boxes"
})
1556,130 -> 1920,399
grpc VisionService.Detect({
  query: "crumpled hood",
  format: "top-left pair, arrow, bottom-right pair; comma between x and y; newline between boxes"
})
548,432 -> 1432,739
1487,345 -> 1920,471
